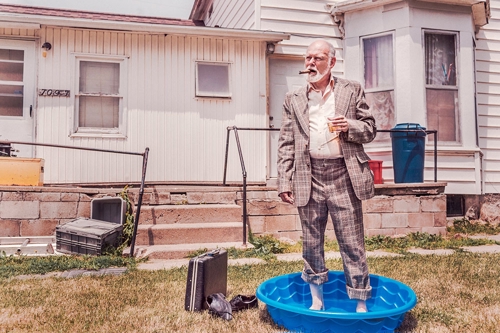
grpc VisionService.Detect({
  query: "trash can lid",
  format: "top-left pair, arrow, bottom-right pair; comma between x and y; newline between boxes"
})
390,123 -> 427,137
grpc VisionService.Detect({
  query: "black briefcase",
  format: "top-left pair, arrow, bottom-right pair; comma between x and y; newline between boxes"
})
184,248 -> 228,311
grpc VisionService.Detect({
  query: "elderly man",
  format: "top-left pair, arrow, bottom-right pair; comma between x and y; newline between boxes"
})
277,39 -> 376,312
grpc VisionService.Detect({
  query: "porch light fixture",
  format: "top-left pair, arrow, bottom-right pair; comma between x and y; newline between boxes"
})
266,42 -> 275,55
41,42 -> 51,58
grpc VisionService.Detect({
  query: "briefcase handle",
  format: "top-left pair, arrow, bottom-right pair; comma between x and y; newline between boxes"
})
199,249 -> 221,258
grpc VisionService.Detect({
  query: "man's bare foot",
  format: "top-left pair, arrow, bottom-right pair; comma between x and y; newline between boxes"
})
356,300 -> 367,313
309,283 -> 324,310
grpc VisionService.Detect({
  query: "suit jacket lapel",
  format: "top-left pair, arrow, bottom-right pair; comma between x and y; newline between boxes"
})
334,77 -> 352,116
292,86 -> 310,138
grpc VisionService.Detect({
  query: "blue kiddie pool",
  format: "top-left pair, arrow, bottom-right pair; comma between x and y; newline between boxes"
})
256,271 -> 417,333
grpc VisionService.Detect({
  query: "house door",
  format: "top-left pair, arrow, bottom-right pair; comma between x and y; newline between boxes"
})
0,40 -> 36,157
268,57 -> 305,179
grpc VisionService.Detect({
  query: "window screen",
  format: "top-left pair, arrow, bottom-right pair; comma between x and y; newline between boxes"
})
196,62 -> 231,98
78,61 -> 120,129
0,49 -> 24,117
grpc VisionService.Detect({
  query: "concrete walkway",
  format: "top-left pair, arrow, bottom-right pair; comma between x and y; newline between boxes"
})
14,235 -> 499,279
14,267 -> 128,280
136,235 -> 500,271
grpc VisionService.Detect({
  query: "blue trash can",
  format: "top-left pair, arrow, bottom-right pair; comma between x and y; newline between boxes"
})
390,123 -> 426,183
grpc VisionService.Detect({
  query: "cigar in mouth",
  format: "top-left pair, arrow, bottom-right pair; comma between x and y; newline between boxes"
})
299,69 -> 312,74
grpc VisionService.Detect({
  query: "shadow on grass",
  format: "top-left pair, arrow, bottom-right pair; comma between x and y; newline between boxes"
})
396,311 -> 418,332
258,306 -> 287,332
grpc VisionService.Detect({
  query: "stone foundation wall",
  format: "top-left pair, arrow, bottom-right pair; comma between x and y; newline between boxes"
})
0,185 -> 241,237
0,187 -> 124,237
241,190 -> 447,241
362,195 -> 447,237
1,184 -> 449,240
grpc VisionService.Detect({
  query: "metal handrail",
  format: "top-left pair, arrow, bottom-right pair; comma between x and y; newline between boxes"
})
0,140 -> 149,257
223,126 -> 280,246
223,127 -> 439,246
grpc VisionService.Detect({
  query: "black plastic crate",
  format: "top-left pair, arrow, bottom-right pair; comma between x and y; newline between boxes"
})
56,196 -> 126,255
91,197 -> 127,225
56,218 -> 123,255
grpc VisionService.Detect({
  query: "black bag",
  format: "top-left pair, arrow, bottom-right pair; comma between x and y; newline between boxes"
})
184,248 -> 228,311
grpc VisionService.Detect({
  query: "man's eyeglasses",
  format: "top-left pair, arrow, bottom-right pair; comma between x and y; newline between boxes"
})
305,56 -> 328,63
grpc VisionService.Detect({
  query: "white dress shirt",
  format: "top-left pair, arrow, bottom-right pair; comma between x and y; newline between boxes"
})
308,78 -> 343,159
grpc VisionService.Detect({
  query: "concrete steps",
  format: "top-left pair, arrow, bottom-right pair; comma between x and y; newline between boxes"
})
135,222 -> 243,245
134,202 -> 245,259
139,204 -> 242,224
132,242 -> 252,260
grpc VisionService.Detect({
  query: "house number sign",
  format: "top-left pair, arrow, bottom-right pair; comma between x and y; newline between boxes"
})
38,89 -> 70,97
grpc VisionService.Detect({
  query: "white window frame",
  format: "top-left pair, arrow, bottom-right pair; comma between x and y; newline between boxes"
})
195,61 -> 232,98
71,54 -> 128,138
422,29 -> 460,144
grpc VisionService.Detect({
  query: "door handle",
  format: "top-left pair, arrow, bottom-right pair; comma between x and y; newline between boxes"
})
30,105 -> 32,117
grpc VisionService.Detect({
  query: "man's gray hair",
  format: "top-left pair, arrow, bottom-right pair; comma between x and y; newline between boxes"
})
308,39 -> 336,59
323,40 -> 336,59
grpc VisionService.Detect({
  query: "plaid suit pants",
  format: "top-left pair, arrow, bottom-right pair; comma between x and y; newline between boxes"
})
298,157 -> 372,301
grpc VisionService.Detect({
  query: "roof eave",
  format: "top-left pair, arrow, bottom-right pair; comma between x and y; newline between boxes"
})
0,12 -> 290,42
327,0 -> 489,28
189,0 -> 214,22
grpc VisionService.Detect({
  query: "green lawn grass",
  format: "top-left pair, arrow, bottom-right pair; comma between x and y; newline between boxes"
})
2,220 -> 499,333
1,252 -> 500,333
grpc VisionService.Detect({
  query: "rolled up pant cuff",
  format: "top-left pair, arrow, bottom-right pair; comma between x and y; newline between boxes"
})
346,285 -> 372,301
301,269 -> 329,285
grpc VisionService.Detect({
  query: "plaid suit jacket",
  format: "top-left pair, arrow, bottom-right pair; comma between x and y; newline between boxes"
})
277,77 -> 377,207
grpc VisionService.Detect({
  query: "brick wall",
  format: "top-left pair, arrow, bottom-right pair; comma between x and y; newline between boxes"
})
241,189 -> 448,241
0,187 -> 123,237
1,185 -> 448,240
363,195 -> 447,237
0,186 -> 241,237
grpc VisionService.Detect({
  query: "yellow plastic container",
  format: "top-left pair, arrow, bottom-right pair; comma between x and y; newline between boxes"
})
0,157 -> 44,186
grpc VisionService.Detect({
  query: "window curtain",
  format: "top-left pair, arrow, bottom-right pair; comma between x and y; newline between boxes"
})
363,35 -> 395,142
364,35 -> 393,90
425,34 -> 456,86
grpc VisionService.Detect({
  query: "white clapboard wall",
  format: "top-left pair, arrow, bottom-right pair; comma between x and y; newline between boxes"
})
34,26 -> 268,184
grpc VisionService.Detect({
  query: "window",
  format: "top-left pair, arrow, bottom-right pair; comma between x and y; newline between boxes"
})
362,33 -> 395,143
73,55 -> 127,136
195,61 -> 231,98
424,31 -> 458,142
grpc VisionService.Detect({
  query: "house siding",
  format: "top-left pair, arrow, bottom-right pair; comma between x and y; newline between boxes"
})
206,0 -> 344,70
32,26 -> 268,184
477,0 -> 500,194
260,0 -> 343,64
206,0 -> 256,29
0,28 -> 37,37
239,0 -> 492,194
348,4 -> 482,195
